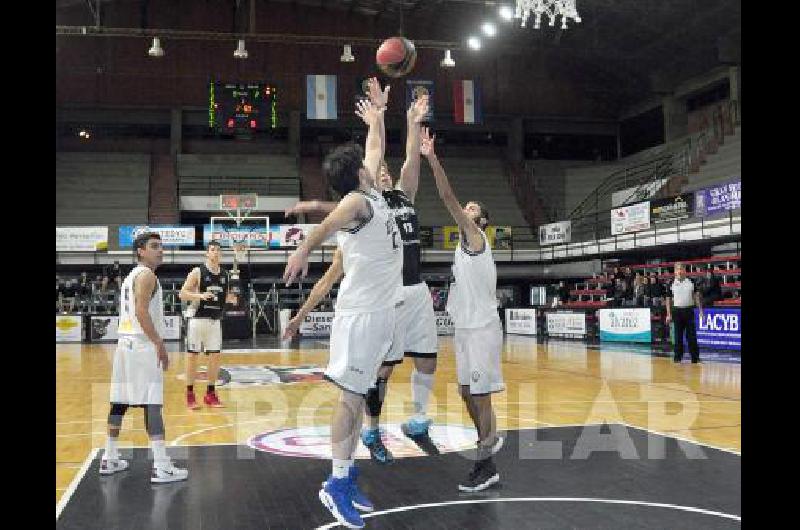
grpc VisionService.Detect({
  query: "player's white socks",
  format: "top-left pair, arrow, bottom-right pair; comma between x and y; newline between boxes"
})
151,439 -> 169,466
104,437 -> 119,461
332,459 -> 353,479
411,370 -> 435,422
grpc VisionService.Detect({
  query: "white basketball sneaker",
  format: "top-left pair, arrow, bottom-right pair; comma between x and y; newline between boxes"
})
151,460 -> 189,484
99,458 -> 129,476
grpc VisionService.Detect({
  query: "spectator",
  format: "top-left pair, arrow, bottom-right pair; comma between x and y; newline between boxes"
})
613,278 -> 627,307
700,270 -> 722,307
62,278 -> 78,313
105,261 -> 123,291
56,275 -> 64,312
632,273 -> 646,307
647,275 -> 664,307
557,281 -> 570,307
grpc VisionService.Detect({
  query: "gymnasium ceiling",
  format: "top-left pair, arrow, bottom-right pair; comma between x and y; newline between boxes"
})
56,0 -> 741,107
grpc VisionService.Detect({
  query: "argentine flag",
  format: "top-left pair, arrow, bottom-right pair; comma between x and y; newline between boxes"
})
306,75 -> 337,120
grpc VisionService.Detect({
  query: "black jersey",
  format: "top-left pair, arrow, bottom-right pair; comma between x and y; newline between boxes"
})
382,188 -> 421,286
194,264 -> 228,320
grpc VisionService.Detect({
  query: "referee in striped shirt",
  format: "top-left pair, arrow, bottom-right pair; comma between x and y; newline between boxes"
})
665,262 -> 704,364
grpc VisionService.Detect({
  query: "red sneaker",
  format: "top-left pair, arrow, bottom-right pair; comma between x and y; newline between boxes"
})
186,390 -> 200,410
204,392 -> 224,408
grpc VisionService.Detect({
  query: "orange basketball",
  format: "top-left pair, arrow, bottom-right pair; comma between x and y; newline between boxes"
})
376,37 -> 417,78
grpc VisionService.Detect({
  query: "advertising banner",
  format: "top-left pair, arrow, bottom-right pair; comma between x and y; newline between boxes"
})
611,202 -> 651,235
546,312 -> 586,338
505,308 -> 537,335
89,315 -> 181,341
299,312 -> 335,337
650,194 -> 695,224
56,226 -> 108,251
56,315 -> 83,342
685,308 -> 741,350
695,180 -> 741,216
538,221 -> 572,246
599,308 -> 652,343
119,225 -> 195,248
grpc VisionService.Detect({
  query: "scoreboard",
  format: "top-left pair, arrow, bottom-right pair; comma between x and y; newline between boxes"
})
209,82 -> 277,134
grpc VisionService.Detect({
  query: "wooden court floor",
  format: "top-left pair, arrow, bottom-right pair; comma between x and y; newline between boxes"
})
56,335 -> 741,506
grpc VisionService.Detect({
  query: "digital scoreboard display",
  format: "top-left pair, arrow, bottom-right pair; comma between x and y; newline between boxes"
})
209,82 -> 277,135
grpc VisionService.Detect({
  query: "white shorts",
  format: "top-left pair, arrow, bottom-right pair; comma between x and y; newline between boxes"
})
110,335 -> 163,405
187,318 -> 222,354
455,319 -> 505,395
326,307 -> 396,395
385,282 -> 439,364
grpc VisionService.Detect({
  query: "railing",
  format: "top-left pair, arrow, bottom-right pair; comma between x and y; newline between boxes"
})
56,210 -> 740,267
177,175 -> 300,196
568,99 -> 740,221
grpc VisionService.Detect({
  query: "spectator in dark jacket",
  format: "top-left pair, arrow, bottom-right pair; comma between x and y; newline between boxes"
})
700,270 -> 722,307
557,281 -> 570,306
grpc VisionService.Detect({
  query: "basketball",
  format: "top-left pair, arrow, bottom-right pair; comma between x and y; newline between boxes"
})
376,36 -> 417,78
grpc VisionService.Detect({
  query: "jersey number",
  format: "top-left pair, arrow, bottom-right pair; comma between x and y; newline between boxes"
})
403,222 -> 414,234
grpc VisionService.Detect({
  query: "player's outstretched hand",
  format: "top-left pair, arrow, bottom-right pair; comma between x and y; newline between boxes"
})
420,127 -> 436,157
367,77 -> 390,108
283,315 -> 302,340
283,248 -> 309,286
408,94 -> 429,123
355,98 -> 384,126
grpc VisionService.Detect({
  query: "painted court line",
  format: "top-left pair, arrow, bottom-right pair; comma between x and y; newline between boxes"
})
313,497 -> 740,528
56,447 -> 99,520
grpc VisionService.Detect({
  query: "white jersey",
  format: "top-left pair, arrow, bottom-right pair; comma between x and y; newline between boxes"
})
335,189 -> 403,313
118,265 -> 166,338
446,229 -> 499,329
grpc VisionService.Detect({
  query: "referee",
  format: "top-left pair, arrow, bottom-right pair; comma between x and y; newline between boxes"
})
665,262 -> 704,364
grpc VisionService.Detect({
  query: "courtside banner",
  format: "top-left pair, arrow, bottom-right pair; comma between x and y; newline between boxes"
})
695,180 -> 741,216
56,315 -> 83,342
687,308 -> 741,350
435,311 -> 455,335
119,225 -> 195,248
611,201 -> 651,235
300,312 -> 334,337
57,226 -> 109,251
505,308 -> 537,335
89,315 -> 181,341
546,312 -> 586,338
538,221 -> 572,246
599,308 -> 652,343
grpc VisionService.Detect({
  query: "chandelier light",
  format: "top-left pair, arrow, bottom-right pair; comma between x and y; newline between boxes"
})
515,1 -> 581,30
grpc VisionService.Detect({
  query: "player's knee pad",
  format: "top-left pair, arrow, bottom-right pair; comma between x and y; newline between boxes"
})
365,377 -> 388,417
108,403 -> 129,427
144,405 -> 165,437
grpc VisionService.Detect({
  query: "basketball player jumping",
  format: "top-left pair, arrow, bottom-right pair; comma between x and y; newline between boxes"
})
284,93 -> 441,463
283,78 -> 401,529
100,231 -> 188,483
420,127 -> 505,492
179,240 -> 236,409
